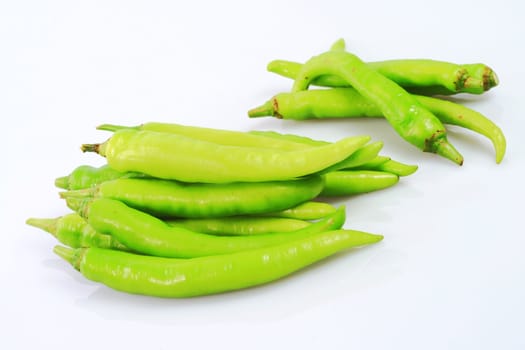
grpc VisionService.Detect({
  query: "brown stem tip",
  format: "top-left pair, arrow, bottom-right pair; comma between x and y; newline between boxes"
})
80,143 -> 100,153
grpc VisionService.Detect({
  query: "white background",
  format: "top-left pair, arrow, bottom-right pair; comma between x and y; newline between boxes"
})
1,1 -> 524,349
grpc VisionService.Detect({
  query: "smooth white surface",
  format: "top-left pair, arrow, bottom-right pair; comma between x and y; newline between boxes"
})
1,1 -> 524,349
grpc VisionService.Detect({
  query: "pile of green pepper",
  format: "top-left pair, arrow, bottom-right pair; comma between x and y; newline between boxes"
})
27,122 -> 417,298
28,39 -> 505,298
249,39 -> 506,165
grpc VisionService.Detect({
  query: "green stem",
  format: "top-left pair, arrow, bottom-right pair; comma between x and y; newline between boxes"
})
330,38 -> 346,51
434,139 -> 464,165
53,245 -> 85,270
59,188 -> 94,199
248,100 -> 275,118
53,245 -> 75,264
97,124 -> 139,132
54,176 -> 69,189
65,197 -> 87,212
26,217 -> 58,236
487,70 -> 499,89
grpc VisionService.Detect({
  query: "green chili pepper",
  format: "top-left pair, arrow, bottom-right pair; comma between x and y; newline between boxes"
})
78,198 -> 347,258
26,213 -> 128,251
249,88 -> 381,120
248,130 -> 413,174
55,164 -> 145,190
96,123 -> 392,175
81,129 -> 371,183
267,58 -> 498,95
248,88 -> 505,164
98,123 -> 393,175
54,227 -> 383,298
261,201 -> 337,220
167,216 -> 312,236
320,170 -> 399,197
97,122 -> 310,151
251,129 -> 385,172
290,49 -> 463,164
61,176 -> 324,218
234,128 -> 387,171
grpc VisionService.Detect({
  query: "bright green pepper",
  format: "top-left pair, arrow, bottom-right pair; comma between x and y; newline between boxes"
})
82,129 -> 371,183
249,88 -> 505,163
267,58 -> 498,95
61,176 -> 324,218
78,198 -> 347,258
97,122 -> 395,175
290,47 -> 463,164
247,130 -> 415,174
53,227 -> 383,297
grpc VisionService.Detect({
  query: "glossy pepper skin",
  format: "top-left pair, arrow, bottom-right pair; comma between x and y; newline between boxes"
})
267,58 -> 498,95
249,88 -> 505,164
61,176 -> 324,218
82,129 -> 371,183
54,227 -> 383,298
320,170 -> 399,197
261,201 -> 337,220
167,216 -> 312,236
291,48 -> 463,165
247,130 -> 417,175
79,198 -> 347,258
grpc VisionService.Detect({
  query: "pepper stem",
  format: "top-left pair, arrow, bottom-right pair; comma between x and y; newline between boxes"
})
248,100 -> 274,118
53,245 -> 85,271
59,188 -> 94,199
97,124 -> 138,132
53,245 -> 75,263
81,143 -> 100,153
65,197 -> 87,212
54,176 -> 69,189
26,217 -> 58,236
330,38 -> 346,51
434,139 -> 464,165
486,69 -> 499,90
